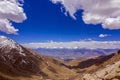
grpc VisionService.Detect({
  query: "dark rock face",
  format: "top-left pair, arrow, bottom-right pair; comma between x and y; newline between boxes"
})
117,50 -> 120,54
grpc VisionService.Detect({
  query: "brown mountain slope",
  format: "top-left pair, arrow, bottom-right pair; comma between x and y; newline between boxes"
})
0,36 -> 76,80
82,59 -> 120,80
0,36 -> 119,80
67,50 -> 120,79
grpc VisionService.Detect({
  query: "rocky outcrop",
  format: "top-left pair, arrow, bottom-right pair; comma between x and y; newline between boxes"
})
82,61 -> 120,80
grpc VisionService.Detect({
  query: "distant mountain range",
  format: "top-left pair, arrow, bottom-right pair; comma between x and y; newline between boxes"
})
34,48 -> 119,61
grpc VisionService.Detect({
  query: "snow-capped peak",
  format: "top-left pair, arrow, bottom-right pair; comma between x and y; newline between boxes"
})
0,36 -> 18,49
0,36 -> 25,56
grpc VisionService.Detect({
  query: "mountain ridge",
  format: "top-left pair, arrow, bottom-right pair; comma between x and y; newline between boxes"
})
0,36 -> 120,80
0,36 -> 76,80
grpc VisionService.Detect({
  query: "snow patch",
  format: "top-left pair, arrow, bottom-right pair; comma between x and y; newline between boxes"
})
0,36 -> 26,56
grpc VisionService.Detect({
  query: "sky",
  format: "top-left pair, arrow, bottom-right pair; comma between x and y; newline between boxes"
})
0,0 -> 120,44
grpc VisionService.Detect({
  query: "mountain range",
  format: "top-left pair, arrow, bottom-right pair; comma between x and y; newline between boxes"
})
0,36 -> 76,80
34,48 -> 118,61
0,36 -> 120,80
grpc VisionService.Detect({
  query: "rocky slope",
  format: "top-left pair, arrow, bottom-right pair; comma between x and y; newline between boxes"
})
68,50 -> 120,80
82,61 -> 120,80
0,36 -> 76,80
81,51 -> 120,80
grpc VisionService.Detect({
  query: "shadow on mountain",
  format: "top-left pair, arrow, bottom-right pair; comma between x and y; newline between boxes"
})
69,53 -> 115,69
0,75 -> 12,80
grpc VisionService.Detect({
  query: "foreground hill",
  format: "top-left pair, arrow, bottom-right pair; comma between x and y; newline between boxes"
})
82,61 -> 120,80
67,50 -> 120,79
0,36 -> 76,80
81,51 -> 120,80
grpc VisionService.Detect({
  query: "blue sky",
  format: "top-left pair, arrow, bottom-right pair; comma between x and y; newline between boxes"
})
1,0 -> 120,43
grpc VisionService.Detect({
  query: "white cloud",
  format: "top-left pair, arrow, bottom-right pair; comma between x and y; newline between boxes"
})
51,0 -> 120,30
23,41 -> 120,49
99,34 -> 110,38
0,0 -> 26,34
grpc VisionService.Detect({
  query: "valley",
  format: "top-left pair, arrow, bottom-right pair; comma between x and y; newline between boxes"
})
0,36 -> 120,80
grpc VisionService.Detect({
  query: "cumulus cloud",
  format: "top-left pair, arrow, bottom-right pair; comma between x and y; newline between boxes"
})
99,34 -> 110,38
23,41 -> 120,49
51,0 -> 120,30
0,0 -> 26,34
